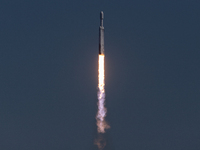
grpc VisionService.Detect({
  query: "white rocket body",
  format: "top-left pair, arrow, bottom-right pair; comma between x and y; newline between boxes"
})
99,11 -> 104,55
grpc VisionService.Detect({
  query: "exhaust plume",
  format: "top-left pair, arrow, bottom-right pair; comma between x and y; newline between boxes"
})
96,55 -> 110,133
95,55 -> 110,149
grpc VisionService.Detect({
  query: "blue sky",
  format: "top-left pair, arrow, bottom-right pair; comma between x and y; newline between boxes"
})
0,1 -> 200,149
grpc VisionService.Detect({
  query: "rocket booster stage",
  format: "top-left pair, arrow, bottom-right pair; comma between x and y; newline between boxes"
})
99,11 -> 104,55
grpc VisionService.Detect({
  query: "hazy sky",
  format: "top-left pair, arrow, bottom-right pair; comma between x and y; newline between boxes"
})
0,1 -> 200,150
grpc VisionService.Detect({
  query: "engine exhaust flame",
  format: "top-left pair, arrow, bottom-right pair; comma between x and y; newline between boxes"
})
96,54 -> 110,133
95,54 -> 110,149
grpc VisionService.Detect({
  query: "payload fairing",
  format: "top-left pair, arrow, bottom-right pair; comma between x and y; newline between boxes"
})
99,11 -> 104,55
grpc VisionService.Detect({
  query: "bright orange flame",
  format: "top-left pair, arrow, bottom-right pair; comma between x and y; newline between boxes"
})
96,54 -> 110,133
98,55 -> 105,94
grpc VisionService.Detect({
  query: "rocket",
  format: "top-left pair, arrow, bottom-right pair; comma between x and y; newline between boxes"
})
99,11 -> 104,55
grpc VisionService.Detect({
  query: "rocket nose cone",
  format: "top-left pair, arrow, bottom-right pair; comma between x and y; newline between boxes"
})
100,11 -> 104,19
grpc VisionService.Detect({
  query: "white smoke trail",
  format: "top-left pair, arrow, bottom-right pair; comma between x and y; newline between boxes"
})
96,54 -> 110,133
